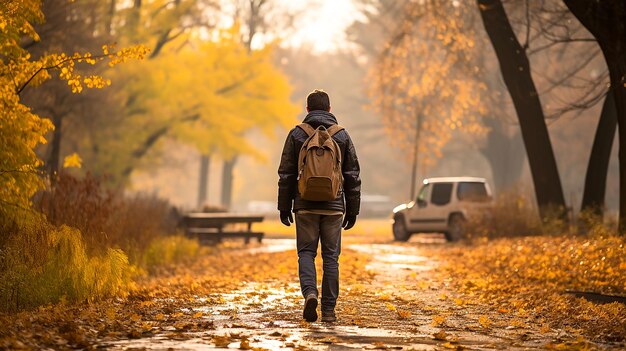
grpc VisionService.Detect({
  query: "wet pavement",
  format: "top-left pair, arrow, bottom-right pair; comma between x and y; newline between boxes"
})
98,237 -> 574,350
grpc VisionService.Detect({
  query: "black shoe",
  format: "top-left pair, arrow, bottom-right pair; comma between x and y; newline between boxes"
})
303,294 -> 318,322
321,311 -> 336,323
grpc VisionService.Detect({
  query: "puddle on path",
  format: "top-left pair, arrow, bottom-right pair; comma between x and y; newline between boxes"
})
349,244 -> 436,274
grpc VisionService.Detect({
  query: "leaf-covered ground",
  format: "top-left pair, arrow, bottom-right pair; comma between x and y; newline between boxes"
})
1,231 -> 624,350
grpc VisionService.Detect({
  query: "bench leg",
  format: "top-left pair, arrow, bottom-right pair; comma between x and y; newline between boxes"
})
244,236 -> 251,244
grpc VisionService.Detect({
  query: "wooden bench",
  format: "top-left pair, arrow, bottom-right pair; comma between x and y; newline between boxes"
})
182,213 -> 264,245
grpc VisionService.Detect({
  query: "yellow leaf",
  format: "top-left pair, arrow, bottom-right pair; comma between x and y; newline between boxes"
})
432,315 -> 446,327
130,313 -> 141,322
213,335 -> 231,348
239,339 -> 251,350
478,315 -> 492,328
442,341 -> 462,350
397,309 -> 411,319
433,331 -> 448,340
62,152 -> 82,168
105,307 -> 116,320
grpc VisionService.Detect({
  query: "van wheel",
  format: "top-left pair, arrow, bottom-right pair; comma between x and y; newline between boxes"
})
445,214 -> 466,242
393,214 -> 410,242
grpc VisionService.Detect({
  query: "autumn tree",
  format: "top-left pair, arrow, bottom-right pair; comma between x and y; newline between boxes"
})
476,0 -> 567,219
369,1 -> 489,198
505,1 -> 615,218
0,0 -> 146,220
561,1 -> 626,233
218,0 -> 301,209
58,0 -> 297,209
22,0 -> 121,176
478,1 -> 616,220
86,25 -> 296,199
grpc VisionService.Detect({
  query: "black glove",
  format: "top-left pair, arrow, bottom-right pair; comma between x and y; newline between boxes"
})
342,215 -> 357,230
280,210 -> 293,227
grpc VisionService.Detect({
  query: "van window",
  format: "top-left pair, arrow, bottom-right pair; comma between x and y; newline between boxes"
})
457,182 -> 489,202
431,183 -> 453,206
416,184 -> 431,205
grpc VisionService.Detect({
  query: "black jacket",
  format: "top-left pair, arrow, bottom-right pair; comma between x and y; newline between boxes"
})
277,110 -> 361,216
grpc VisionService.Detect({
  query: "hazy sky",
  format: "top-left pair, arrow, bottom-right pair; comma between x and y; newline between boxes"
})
216,0 -> 364,52
281,0 -> 363,52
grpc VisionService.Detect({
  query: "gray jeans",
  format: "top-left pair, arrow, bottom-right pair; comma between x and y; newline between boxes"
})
295,213 -> 343,312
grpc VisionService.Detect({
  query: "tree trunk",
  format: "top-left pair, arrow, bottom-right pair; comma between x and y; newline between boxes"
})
477,0 -> 567,219
105,0 -> 116,35
47,114 -> 63,177
480,118 -> 525,193
609,57 -> 626,234
128,0 -> 141,38
409,112 -> 421,200
563,0 -> 626,233
221,156 -> 237,209
214,2 -> 263,211
197,154 -> 211,209
581,93 -> 617,216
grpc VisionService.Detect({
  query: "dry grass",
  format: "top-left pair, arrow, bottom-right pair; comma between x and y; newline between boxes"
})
0,217 -> 133,311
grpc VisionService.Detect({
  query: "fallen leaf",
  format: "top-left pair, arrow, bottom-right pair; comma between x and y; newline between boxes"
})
432,315 -> 447,327
478,315 -> 492,328
433,331 -> 448,340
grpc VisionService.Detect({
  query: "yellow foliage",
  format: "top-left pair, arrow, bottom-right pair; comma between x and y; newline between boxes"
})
95,25 -> 298,181
0,0 -> 145,218
63,153 -> 83,169
368,2 -> 488,166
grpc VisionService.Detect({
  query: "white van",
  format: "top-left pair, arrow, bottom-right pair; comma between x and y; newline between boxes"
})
392,177 -> 493,241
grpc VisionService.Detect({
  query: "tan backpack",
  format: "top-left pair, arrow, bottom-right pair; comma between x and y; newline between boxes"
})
297,123 -> 344,201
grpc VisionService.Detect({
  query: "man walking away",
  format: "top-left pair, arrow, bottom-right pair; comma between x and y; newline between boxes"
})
277,89 -> 361,323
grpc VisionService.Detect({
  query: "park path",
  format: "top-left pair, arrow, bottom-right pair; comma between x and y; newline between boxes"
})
97,235 -> 563,350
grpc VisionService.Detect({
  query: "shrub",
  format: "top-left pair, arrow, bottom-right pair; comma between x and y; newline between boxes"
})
465,191 -> 610,240
35,172 -> 179,262
465,191 -> 542,239
0,172 -> 197,311
106,193 -> 179,264
35,172 -> 117,253
577,208 -> 618,237
0,217 -> 132,312
143,235 -> 200,272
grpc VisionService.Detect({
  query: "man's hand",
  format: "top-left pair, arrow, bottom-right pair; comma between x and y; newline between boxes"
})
342,215 -> 357,230
280,210 -> 293,226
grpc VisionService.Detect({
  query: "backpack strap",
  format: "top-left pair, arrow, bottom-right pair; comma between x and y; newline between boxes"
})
298,123 -> 344,137
297,123 -> 316,137
327,124 -> 344,136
